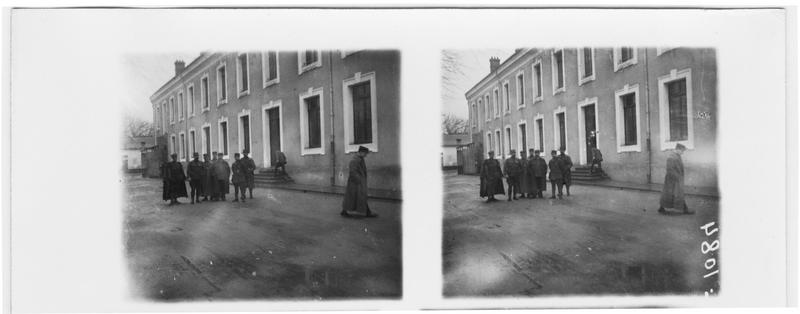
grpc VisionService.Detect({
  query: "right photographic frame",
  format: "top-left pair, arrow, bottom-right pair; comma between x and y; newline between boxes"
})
442,47 -> 719,297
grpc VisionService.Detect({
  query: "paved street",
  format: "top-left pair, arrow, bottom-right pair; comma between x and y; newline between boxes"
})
123,174 -> 401,301
443,173 -> 720,297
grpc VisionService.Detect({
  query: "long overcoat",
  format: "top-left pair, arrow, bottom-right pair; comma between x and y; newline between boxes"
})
231,159 -> 246,185
519,157 -> 531,192
548,157 -> 564,182
187,159 -> 206,194
530,156 -> 548,192
165,161 -> 188,199
204,160 -> 216,197
213,159 -> 231,194
342,155 -> 369,213
479,158 -> 505,197
560,154 -> 573,185
660,151 -> 687,210
241,156 -> 256,188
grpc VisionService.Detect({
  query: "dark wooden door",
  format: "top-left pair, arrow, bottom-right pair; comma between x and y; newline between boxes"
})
583,104 -> 597,162
267,108 -> 281,166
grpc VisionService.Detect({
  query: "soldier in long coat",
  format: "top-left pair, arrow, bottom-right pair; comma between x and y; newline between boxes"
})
341,146 -> 377,218
241,149 -> 256,199
559,147 -> 574,196
518,151 -> 530,198
548,150 -> 564,199
659,143 -> 693,215
187,152 -> 206,204
530,149 -> 548,198
230,153 -> 246,202
524,149 -> 537,198
212,152 -> 231,201
479,150 -> 504,202
202,153 -> 214,201
164,153 -> 188,205
503,149 -> 522,201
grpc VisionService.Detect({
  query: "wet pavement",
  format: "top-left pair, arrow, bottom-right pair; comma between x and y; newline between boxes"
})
442,173 -> 720,297
123,174 -> 401,301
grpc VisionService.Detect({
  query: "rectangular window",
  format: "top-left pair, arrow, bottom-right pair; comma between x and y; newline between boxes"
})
306,95 -> 322,149
578,47 -> 595,85
203,126 -> 211,156
169,98 -> 175,123
299,50 -> 322,74
533,62 -> 543,100
552,49 -> 565,92
557,112 -> 566,150
201,76 -> 210,110
350,81 -> 373,144
620,47 -> 634,63
487,133 -> 493,153
621,93 -> 638,146
219,121 -> 229,156
518,123 -> 527,153
179,133 -> 186,160
582,48 -> 593,78
263,51 -> 279,86
216,65 -> 227,103
304,51 -> 318,66
187,86 -> 195,116
503,82 -> 510,113
505,127 -> 512,155
516,73 -> 525,106
161,104 -> 167,129
614,47 -> 638,71
667,78 -> 688,141
495,130 -> 502,156
536,118 -> 544,152
237,54 -> 249,95
178,92 -> 184,120
170,135 -> 176,156
484,95 -> 490,120
189,130 -> 196,155
493,89 -> 500,117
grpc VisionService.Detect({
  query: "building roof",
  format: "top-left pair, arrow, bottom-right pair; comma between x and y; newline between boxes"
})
442,134 -> 471,147
464,48 -> 538,99
149,52 -> 210,103
123,136 -> 156,150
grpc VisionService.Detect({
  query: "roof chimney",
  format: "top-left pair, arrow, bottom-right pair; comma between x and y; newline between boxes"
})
174,60 -> 186,76
489,57 -> 501,73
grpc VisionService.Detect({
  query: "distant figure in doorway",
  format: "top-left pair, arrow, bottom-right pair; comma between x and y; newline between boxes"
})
341,146 -> 378,218
503,149 -> 522,201
559,147 -> 573,196
163,153 -> 187,205
187,152 -> 206,204
548,150 -> 564,199
202,153 -> 214,201
479,150 -> 505,203
212,152 -> 231,201
590,147 -> 603,174
659,143 -> 694,215
241,149 -> 256,199
530,149 -> 548,198
231,153 -> 246,202
274,151 -> 287,175
518,151 -> 530,198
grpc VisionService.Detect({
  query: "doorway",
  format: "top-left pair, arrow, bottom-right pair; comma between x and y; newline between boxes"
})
266,107 -> 281,166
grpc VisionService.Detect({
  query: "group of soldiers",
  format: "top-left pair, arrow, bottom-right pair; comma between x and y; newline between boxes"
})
161,149 -> 257,205
480,147 -> 576,202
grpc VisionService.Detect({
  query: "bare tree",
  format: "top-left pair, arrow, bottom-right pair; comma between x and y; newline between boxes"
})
124,114 -> 155,138
442,113 -> 468,135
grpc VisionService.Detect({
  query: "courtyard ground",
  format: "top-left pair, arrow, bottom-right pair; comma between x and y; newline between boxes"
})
442,173 -> 720,297
123,174 -> 402,301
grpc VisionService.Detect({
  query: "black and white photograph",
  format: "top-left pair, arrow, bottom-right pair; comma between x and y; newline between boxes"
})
123,50 -> 402,300
441,48 -> 720,296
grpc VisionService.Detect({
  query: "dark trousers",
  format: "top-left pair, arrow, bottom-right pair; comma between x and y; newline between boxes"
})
274,162 -> 286,175
190,179 -> 203,201
506,175 -> 520,199
550,179 -> 564,197
535,177 -> 546,197
217,180 -> 227,200
590,160 -> 602,173
233,184 -> 245,200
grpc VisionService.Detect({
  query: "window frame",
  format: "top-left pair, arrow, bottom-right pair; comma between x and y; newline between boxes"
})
201,123 -> 212,157
261,99 -> 284,166
531,59 -> 544,102
495,129 -> 502,159
342,72 -> 379,153
551,48 -> 566,95
189,128 -> 197,156
298,87 -> 326,156
177,91 -> 185,121
517,120 -> 528,154
658,68 -> 694,151
504,125 -> 513,157
169,96 -> 175,124
486,131 -> 493,157
236,53 -> 250,98
484,94 -> 491,122
186,83 -> 195,117
297,50 -> 322,75
237,109 -> 252,156
577,47 -> 596,85
533,113 -> 545,154
613,47 -> 638,72
179,131 -> 187,162
217,116 -> 230,160
216,62 -> 228,106
502,80 -> 511,114
515,70 -> 526,109
493,88 -> 500,118
200,74 -> 211,112
552,106 -> 569,155
262,51 -> 280,88
614,84 -> 642,153
576,97 -> 600,165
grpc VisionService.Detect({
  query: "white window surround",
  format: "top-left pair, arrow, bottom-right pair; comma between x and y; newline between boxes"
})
201,123 -> 212,156
534,113 -> 545,155
343,72 -> 379,153
299,86 -> 326,156
484,94 -> 491,122
516,71 -> 525,109
502,81 -> 511,114
169,97 -> 176,124
495,128 -> 502,159
577,47 -> 596,86
186,84 -> 195,117
551,48 -> 566,95
177,92 -> 185,121
262,51 -> 280,88
493,88 -> 500,118
504,125 -> 513,157
217,116 -> 230,160
658,68 -> 694,151
216,62 -> 228,106
297,50 -> 322,75
200,74 -> 211,113
613,47 -> 638,72
531,59 -> 544,103
179,131 -> 187,162
576,97 -> 600,165
169,134 -> 176,156
261,100 -> 284,166
516,120 -> 528,154
189,128 -> 197,156
657,47 -> 677,56
614,84 -> 642,153
237,109 -> 253,156
236,53 -> 250,98
471,102 -> 477,128
552,105 -> 569,155
485,131 -> 493,158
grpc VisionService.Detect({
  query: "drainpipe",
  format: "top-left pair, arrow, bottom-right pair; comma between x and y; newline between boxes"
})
328,51 -> 337,186
643,48 -> 653,184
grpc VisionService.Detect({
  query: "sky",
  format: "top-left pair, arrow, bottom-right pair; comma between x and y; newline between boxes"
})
441,49 -> 515,119
121,53 -> 200,122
